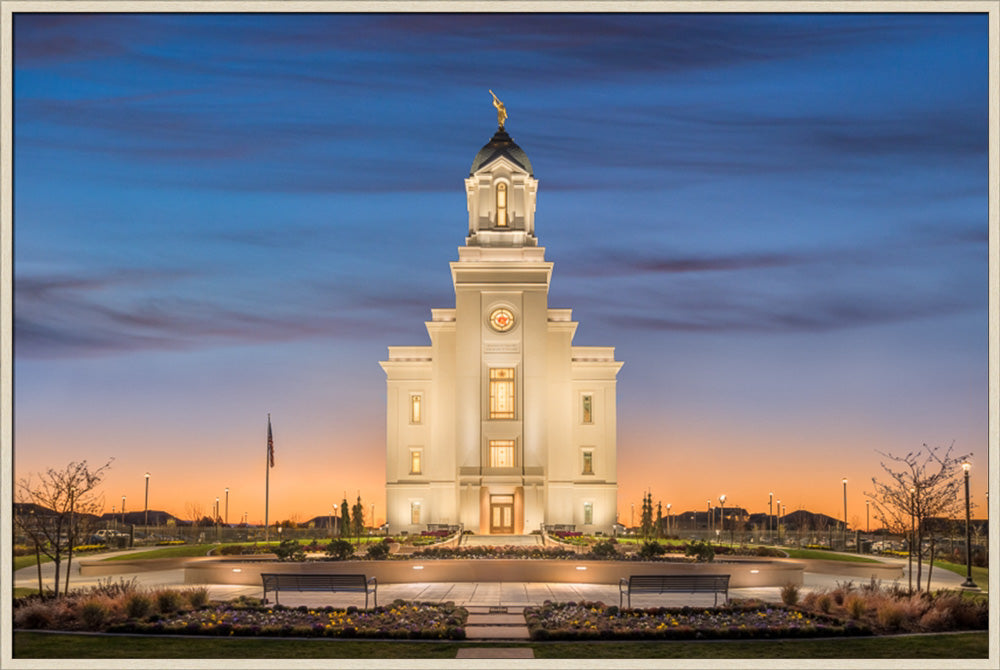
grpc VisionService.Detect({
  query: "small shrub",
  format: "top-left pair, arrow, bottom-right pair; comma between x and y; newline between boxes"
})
155,589 -> 184,614
124,593 -> 153,619
638,541 -> 666,560
78,598 -> 110,630
326,539 -> 355,560
919,606 -> 953,631
780,582 -> 800,607
845,594 -> 866,620
685,541 -> 715,563
876,602 -> 905,631
816,594 -> 832,613
273,539 -> 306,561
186,586 -> 209,608
13,602 -> 53,629
366,539 -> 391,560
91,577 -> 140,599
589,539 -> 618,559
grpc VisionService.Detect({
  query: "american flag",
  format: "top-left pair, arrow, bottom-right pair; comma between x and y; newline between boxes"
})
267,415 -> 275,468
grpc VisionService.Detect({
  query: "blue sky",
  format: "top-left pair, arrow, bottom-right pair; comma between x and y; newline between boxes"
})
10,11 -> 990,524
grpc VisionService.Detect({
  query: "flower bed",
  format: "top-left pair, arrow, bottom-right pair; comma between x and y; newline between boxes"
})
524,600 -> 870,641
107,599 -> 467,639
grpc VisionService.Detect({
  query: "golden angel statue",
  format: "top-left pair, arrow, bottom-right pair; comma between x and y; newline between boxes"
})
489,89 -> 507,129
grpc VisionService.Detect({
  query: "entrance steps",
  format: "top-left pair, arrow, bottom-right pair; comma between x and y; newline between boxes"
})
462,605 -> 531,641
459,534 -> 542,547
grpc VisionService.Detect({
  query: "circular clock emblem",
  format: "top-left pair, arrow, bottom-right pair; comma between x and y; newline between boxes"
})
489,308 -> 515,332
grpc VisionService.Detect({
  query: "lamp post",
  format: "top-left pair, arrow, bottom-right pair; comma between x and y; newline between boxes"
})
961,462 -> 977,588
719,495 -> 726,544
666,503 -> 672,537
371,503 -> 375,535
144,473 -> 150,528
630,503 -> 635,531
775,499 -> 781,542
330,505 -> 335,538
121,496 -> 126,525
225,488 -> 229,526
768,492 -> 773,542
842,478 -> 848,550
706,500 -> 712,533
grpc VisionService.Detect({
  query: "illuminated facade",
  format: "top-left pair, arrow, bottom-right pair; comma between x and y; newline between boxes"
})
381,122 -> 622,535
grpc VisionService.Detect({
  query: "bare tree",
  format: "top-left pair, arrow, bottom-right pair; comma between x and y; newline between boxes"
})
867,443 -> 968,592
14,459 -> 113,598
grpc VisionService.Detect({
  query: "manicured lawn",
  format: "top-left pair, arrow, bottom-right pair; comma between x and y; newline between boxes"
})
13,588 -> 40,598
930,559 -> 989,592
12,631 -> 988,659
778,548 -> 880,563
13,554 -> 53,572
102,544 -> 222,560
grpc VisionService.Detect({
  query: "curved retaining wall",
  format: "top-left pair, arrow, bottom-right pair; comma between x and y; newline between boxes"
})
184,557 -> 805,588
790,558 -> 903,581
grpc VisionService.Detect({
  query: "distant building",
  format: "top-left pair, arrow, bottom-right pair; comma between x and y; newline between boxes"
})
382,115 -> 623,535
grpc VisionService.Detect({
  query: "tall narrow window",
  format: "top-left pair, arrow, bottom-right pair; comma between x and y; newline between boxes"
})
410,501 -> 421,525
410,394 -> 422,424
583,502 -> 594,525
489,368 -> 515,419
410,449 -> 422,475
582,450 -> 594,475
489,440 -> 515,468
582,394 -> 593,424
496,182 -> 508,227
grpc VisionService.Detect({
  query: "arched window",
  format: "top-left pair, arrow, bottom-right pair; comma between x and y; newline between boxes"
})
496,182 -> 508,227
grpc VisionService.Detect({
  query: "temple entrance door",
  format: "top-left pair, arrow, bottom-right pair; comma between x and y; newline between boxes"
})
490,495 -> 514,534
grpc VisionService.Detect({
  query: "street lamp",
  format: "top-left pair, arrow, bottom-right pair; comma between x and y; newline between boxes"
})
719,495 -> 726,543
961,462 -> 977,588
706,500 -> 712,532
768,492 -> 774,541
225,488 -> 229,526
121,496 -> 126,525
866,499 -> 870,534
630,503 -> 635,530
666,503 -> 672,537
144,473 -> 150,528
842,478 -> 848,550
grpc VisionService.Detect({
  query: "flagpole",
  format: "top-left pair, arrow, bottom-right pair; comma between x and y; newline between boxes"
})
265,413 -> 270,543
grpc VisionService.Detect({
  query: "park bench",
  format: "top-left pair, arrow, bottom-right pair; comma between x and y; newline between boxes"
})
261,573 -> 377,608
619,574 -> 730,608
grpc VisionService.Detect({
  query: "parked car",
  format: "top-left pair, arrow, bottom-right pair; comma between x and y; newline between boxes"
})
89,529 -> 130,546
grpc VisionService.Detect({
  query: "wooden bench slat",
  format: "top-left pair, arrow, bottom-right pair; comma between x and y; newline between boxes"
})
261,573 -> 377,608
620,574 -> 730,608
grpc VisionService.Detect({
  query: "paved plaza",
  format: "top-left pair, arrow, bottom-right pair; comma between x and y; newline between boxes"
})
13,548 -> 974,611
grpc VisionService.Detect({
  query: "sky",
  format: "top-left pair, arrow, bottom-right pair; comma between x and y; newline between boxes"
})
9,10 -> 992,529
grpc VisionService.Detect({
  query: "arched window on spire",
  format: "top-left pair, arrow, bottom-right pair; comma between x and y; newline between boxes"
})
496,182 -> 508,227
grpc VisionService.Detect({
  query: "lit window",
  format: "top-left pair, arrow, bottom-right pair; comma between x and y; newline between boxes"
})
489,368 -> 515,419
489,440 -> 515,468
410,502 -> 421,525
496,182 -> 508,227
582,394 -> 593,424
410,394 -> 422,424
582,450 -> 594,475
410,449 -> 422,475
584,502 -> 593,525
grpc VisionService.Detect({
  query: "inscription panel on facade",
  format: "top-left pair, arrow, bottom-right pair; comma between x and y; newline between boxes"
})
483,342 -> 521,354
484,342 -> 521,354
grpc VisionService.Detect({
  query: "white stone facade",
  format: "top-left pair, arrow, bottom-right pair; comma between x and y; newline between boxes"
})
381,127 -> 622,535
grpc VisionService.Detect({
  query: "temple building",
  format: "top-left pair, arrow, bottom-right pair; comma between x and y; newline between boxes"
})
381,99 -> 623,535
